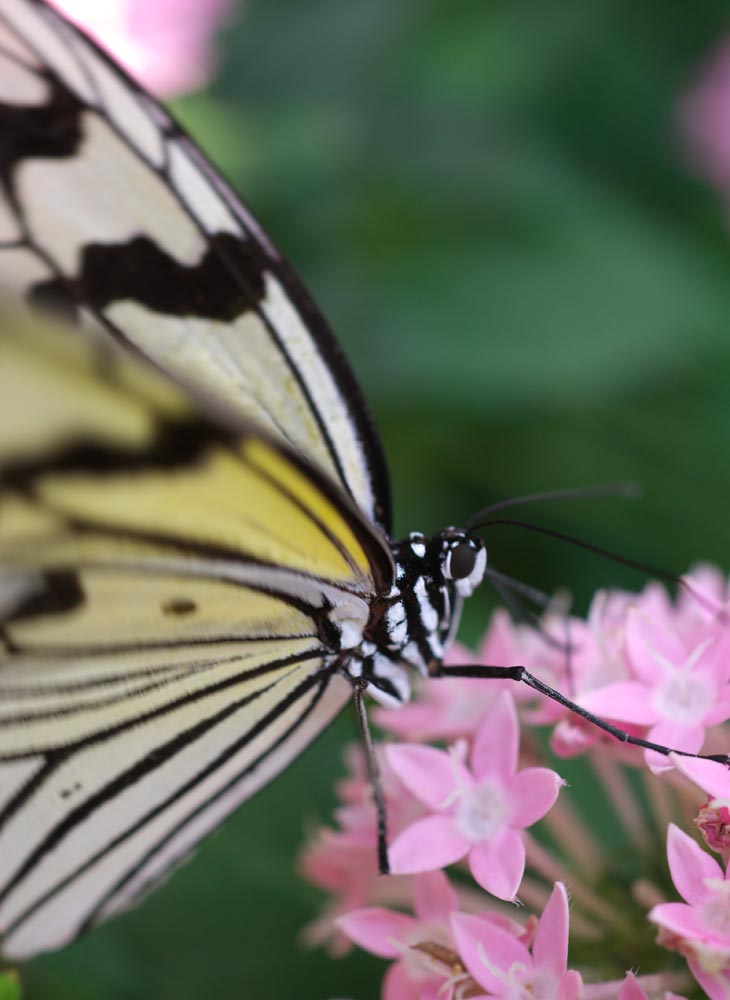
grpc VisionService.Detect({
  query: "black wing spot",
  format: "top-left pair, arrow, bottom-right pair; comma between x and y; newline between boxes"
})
161,598 -> 197,617
60,782 -> 82,800
30,232 -> 268,323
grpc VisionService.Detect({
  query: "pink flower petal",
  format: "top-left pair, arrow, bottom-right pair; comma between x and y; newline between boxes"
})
666,823 -> 722,904
451,911 -> 531,993
337,907 -> 415,958
509,766 -> 563,828
386,743 -> 473,810
412,870 -> 458,924
618,972 -> 650,1000
532,882 -> 569,977
648,900 -> 710,939
704,686 -> 730,725
420,980 -> 458,1000
579,681 -> 656,724
382,959 -> 422,1000
468,827 -> 525,900
672,753 -> 730,798
388,815 -> 470,874
471,691 -> 519,781
560,970 -> 585,999
478,607 -> 518,665
688,959 -> 730,1000
648,719 -> 704,755
645,720 -> 704,774
627,607 -> 686,682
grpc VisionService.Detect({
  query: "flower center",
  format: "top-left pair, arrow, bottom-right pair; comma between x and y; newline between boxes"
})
476,945 -> 561,999
700,880 -> 730,939
454,779 -> 507,842
391,925 -> 453,985
652,673 -> 711,724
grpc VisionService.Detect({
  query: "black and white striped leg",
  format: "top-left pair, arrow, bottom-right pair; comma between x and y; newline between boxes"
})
437,663 -> 730,765
352,680 -> 390,875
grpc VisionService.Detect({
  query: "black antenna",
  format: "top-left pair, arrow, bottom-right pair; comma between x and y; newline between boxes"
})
485,567 -> 575,655
475,517 -> 721,617
465,482 -> 640,531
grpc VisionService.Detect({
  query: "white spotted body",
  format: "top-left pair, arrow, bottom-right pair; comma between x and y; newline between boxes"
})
337,530 -> 487,708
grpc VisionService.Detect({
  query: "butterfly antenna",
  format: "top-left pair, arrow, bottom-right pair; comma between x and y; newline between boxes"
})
485,567 -> 575,655
464,481 -> 640,529
474,517 -> 720,617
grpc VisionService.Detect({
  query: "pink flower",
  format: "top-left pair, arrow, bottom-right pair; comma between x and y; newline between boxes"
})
549,589 -> 635,758
617,971 -> 688,1000
679,38 -> 730,195
678,566 -> 730,641
579,601 -> 730,772
451,882 -> 583,998
375,611 -> 516,742
385,692 -> 564,900
650,824 -> 730,998
51,0 -> 234,96
299,744 -> 424,954
337,871 -> 460,1000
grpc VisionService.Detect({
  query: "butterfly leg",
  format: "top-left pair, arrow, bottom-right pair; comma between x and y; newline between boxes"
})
437,663 -> 730,765
352,680 -> 390,874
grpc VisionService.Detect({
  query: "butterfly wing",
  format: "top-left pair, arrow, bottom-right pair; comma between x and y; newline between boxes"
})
0,307 -> 394,959
0,0 -> 391,531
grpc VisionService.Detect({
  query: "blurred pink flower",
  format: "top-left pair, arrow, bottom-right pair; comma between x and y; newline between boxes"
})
299,744 -> 423,955
385,692 -> 564,900
51,0 -> 234,96
617,972 -> 688,1000
579,598 -> 730,773
549,589 -> 636,758
650,824 -> 730,998
451,882 -> 583,999
679,38 -> 730,194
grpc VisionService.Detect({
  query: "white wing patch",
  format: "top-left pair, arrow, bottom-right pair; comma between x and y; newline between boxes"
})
15,113 -> 202,276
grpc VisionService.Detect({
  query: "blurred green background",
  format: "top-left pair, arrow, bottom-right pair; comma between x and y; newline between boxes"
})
17,0 -> 730,996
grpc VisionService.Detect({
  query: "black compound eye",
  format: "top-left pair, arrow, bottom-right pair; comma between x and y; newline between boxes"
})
447,541 -> 477,580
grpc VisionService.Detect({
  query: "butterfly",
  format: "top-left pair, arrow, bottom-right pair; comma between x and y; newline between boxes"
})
0,0 -> 498,960
0,0 -> 720,964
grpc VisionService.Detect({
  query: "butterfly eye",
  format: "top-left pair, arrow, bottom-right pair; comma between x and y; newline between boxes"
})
443,537 -> 487,597
447,542 -> 477,581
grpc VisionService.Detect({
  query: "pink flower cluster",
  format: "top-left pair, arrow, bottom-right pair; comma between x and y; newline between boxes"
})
300,566 -> 730,998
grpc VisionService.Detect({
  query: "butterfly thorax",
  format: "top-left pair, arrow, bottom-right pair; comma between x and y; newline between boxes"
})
343,529 -> 487,708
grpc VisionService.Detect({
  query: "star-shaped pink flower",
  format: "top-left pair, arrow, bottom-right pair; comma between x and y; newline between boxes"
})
579,603 -> 730,772
385,691 -> 564,900
337,871 -> 460,1000
451,882 -> 583,998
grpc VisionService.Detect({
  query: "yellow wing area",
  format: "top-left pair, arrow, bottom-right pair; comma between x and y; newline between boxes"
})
0,310 -> 387,587
0,305 -> 392,959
